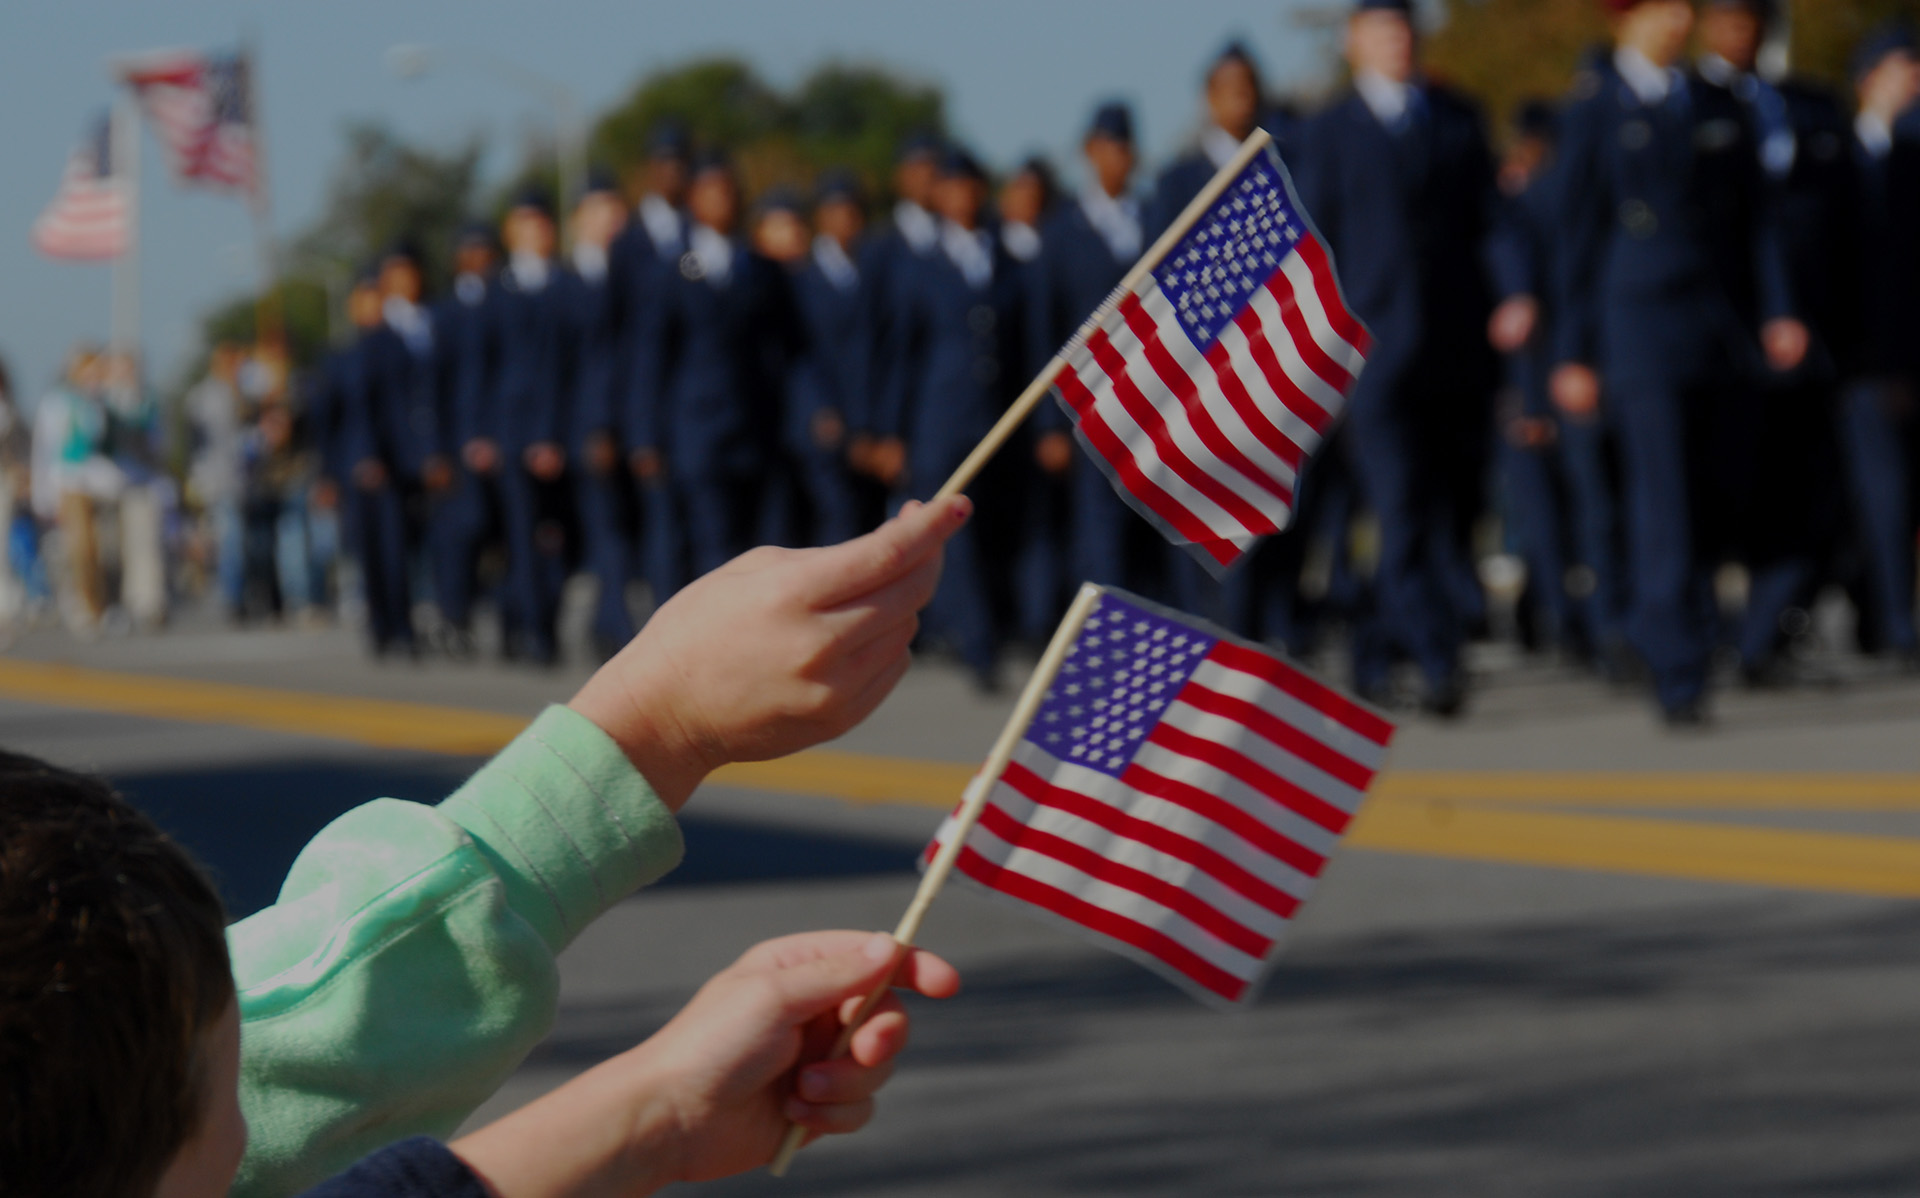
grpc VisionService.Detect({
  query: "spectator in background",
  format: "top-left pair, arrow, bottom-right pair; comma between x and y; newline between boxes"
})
0,356 -> 30,632
186,342 -> 249,622
32,343 -> 117,635
104,349 -> 169,631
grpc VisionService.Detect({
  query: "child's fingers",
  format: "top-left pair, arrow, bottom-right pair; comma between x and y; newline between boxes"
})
796,1054 -> 897,1105
782,1096 -> 875,1136
799,496 -> 970,610
815,548 -> 945,641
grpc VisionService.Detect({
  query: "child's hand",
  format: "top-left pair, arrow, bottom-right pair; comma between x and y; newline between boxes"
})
569,496 -> 971,810
448,931 -> 961,1196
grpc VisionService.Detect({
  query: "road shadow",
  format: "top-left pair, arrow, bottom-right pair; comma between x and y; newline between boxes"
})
522,900 -> 1920,1198
111,757 -> 921,920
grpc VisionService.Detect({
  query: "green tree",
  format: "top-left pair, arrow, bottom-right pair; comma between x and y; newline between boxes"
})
294,121 -> 484,294
589,58 -> 945,201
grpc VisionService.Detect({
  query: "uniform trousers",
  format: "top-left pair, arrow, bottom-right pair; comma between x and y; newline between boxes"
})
1838,377 -> 1920,654
345,479 -> 412,650
1343,396 -> 1464,692
574,465 -> 637,647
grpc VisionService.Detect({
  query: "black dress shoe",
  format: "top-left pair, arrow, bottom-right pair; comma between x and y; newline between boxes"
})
1422,675 -> 1467,719
1661,699 -> 1710,729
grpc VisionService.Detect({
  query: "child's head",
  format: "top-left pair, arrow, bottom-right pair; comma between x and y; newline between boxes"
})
0,751 -> 245,1198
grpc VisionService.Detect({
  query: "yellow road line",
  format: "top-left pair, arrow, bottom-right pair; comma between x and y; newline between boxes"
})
1348,800 -> 1920,899
1372,772 -> 1920,810
6,656 -> 1920,899
0,658 -> 527,755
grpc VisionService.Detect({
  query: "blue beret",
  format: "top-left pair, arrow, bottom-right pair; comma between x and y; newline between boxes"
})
1354,0 -> 1413,12
380,235 -> 424,266
510,184 -> 554,218
456,220 -> 495,248
1854,20 -> 1918,84
756,184 -> 805,216
897,130 -> 944,164
1087,100 -> 1135,144
583,166 -> 619,196
814,167 -> 865,206
648,120 -> 691,161
938,146 -> 987,182
690,148 -> 735,179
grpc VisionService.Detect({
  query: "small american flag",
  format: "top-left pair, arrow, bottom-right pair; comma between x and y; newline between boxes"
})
118,48 -> 256,193
31,115 -> 128,261
926,588 -> 1393,1006
1056,142 -> 1369,574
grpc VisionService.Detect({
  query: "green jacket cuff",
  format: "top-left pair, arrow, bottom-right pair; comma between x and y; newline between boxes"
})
440,704 -> 684,954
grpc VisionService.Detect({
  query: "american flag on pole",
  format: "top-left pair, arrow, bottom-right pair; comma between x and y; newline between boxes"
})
926,588 -> 1394,1006
118,48 -> 256,193
31,115 -> 129,261
1056,141 -> 1369,574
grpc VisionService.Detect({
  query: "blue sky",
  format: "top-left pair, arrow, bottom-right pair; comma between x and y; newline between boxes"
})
2,1 -> 1335,401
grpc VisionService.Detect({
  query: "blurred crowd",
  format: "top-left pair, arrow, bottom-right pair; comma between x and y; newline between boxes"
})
14,0 -> 1920,726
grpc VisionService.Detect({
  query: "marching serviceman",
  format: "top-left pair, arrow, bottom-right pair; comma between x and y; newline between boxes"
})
790,169 -> 880,547
628,151 -> 804,580
1294,0 -> 1505,715
431,223 -> 502,658
564,169 -> 638,660
338,270 -> 417,657
1032,102 -> 1150,600
862,133 -> 945,492
1152,42 -> 1273,234
875,147 -> 1027,689
1694,0 -> 1847,684
1835,24 -> 1920,664
490,186 -> 575,666
1551,0 -> 1808,724
614,122 -> 693,606
997,154 -> 1068,640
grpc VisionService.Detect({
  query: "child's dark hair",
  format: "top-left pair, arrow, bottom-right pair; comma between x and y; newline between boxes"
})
0,750 -> 234,1197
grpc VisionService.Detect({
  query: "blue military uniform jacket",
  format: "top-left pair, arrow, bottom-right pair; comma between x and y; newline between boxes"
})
358,307 -> 449,483
609,202 -> 687,451
1030,192 -> 1140,433
791,238 -> 881,452
436,275 -> 499,458
876,225 -> 1030,482
558,255 -> 625,460
486,263 -> 573,457
1552,55 -> 1795,380
628,239 -> 803,479
1293,83 -> 1501,409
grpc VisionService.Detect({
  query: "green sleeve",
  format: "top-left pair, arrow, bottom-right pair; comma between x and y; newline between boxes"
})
228,705 -> 684,1198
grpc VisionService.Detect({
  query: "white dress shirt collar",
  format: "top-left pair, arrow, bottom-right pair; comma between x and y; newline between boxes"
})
894,200 -> 939,254
1079,184 -> 1142,264
1354,70 -> 1413,127
573,242 -> 608,284
941,219 -> 993,290
508,252 -> 550,293
687,223 -> 734,286
813,234 -> 859,292
1858,111 -> 1896,160
454,273 -> 486,307
1201,125 -> 1242,170
640,194 -> 684,256
383,296 -> 433,356
1615,45 -> 1681,107
1001,220 -> 1042,263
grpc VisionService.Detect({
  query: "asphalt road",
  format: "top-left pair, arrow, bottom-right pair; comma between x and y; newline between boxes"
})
6,614 -> 1920,1196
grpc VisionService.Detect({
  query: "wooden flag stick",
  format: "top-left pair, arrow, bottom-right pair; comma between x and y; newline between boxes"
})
768,582 -> 1106,1177
930,127 -> 1275,504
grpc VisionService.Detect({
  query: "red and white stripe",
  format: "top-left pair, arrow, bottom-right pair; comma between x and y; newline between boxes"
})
1056,231 -> 1370,572
931,637 -> 1393,1006
31,151 -> 127,262
118,51 -> 254,192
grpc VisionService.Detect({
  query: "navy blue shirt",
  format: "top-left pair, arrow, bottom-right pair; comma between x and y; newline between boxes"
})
296,1138 -> 488,1198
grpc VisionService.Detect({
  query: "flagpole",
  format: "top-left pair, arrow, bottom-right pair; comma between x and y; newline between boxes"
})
768,582 -> 1106,1177
930,128 -> 1275,504
243,32 -> 284,379
110,93 -> 141,409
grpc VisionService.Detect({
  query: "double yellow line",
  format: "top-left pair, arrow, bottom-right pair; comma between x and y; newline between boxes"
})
4,657 -> 1919,899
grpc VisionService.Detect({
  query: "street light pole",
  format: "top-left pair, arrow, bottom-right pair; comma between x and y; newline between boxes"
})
385,44 -> 585,245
